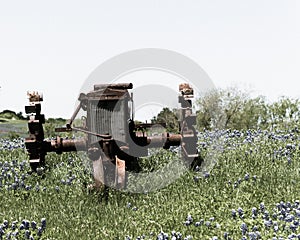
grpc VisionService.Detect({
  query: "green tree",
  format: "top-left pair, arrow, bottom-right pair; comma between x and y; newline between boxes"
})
151,107 -> 179,133
196,87 -> 269,130
44,118 -> 67,138
266,97 -> 300,130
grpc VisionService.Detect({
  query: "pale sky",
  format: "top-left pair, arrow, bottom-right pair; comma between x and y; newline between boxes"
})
0,0 -> 299,121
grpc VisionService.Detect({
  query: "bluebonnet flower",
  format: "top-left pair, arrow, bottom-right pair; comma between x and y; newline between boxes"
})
187,214 -> 193,223
24,220 -> 30,230
11,182 -> 18,190
264,220 -> 272,228
231,209 -> 237,219
185,220 -> 191,226
41,218 -> 46,229
3,220 -> 8,229
288,233 -> 297,239
19,224 -> 25,230
204,172 -> 210,179
66,179 -> 71,185
11,231 -> 19,237
285,214 -> 295,222
176,232 -> 182,239
0,226 -> 4,238
31,221 -> 36,230
295,209 -> 300,218
238,207 -> 244,218
252,207 -> 257,216
240,222 -> 248,235
11,221 -> 17,230
194,222 -> 201,227
132,206 -> 138,211
24,229 -> 30,239
244,173 -> 249,181
260,202 -> 265,212
37,227 -> 43,237
193,176 -> 199,183
19,181 -> 25,188
248,232 -> 258,240
263,210 -> 269,219
290,223 -> 297,232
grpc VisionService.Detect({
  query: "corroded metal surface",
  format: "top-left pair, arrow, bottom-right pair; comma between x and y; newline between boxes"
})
25,82 -> 199,189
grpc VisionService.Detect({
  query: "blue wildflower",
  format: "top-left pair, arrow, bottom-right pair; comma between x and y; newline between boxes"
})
41,218 -> 46,229
240,222 -> 248,235
231,209 -> 237,219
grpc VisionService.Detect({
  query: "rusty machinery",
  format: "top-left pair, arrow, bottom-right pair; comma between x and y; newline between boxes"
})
25,83 -> 199,189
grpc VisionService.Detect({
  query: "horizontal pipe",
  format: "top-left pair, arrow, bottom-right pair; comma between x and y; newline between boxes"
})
94,83 -> 133,90
146,134 -> 181,148
47,137 -> 87,153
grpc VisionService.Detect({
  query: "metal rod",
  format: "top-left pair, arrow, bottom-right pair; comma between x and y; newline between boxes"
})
66,103 -> 82,128
72,126 -> 111,139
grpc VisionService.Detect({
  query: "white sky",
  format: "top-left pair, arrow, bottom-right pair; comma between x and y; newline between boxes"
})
0,0 -> 299,121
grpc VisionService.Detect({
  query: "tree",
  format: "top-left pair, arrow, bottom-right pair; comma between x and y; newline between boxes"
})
196,87 -> 267,130
266,97 -> 300,130
151,107 -> 179,133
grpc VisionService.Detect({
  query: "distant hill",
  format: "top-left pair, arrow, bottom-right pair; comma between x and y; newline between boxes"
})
0,110 -> 26,122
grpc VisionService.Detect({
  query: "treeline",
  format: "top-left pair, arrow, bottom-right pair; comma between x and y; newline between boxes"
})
0,110 -> 26,121
196,87 -> 300,131
151,87 -> 300,133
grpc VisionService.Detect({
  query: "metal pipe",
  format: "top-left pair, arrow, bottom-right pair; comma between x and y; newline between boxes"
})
66,103 -> 82,128
48,137 -> 87,153
146,134 -> 182,148
94,83 -> 133,90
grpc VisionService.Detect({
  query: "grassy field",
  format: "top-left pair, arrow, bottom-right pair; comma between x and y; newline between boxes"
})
0,128 -> 300,239
0,119 -> 27,138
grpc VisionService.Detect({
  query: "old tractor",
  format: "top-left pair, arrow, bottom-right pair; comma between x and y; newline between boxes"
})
24,83 -> 199,189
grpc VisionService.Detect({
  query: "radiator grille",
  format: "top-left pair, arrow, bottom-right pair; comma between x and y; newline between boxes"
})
87,100 -> 127,144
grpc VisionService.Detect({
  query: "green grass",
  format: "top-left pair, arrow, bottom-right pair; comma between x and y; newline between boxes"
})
1,130 -> 300,239
0,120 -> 27,138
